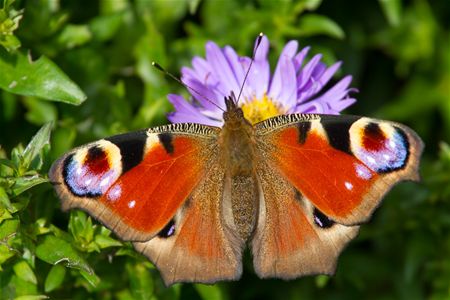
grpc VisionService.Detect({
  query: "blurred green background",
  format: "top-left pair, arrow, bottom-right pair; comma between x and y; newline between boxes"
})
0,0 -> 449,299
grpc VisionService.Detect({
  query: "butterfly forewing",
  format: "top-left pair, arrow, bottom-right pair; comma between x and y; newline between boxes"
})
49,124 -> 219,242
255,114 -> 423,225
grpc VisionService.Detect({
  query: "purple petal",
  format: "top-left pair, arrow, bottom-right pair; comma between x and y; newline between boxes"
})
329,97 -> 357,112
297,64 -> 327,102
277,59 -> 297,111
297,54 -> 322,91
167,94 -> 196,112
296,101 -> 325,114
224,46 -> 245,88
235,56 -> 251,102
310,62 -> 326,79
181,67 -> 202,85
206,42 -> 240,96
293,46 -> 310,70
312,75 -> 353,105
181,77 -> 222,112
167,94 -> 222,126
317,61 -> 341,86
254,35 -> 270,61
168,111 -> 222,127
245,36 -> 271,100
191,57 -> 213,84
269,41 -> 299,100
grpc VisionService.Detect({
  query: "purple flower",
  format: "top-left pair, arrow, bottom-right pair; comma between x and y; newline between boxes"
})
167,36 -> 357,126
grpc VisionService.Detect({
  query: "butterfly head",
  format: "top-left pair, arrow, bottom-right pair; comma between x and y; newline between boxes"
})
223,92 -> 250,130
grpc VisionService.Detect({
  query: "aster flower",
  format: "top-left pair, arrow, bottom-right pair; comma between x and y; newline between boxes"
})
167,36 -> 357,126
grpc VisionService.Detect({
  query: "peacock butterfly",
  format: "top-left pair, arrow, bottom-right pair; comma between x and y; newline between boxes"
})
49,91 -> 423,285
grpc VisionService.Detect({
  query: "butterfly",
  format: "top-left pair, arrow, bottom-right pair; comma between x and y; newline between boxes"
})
49,93 -> 423,286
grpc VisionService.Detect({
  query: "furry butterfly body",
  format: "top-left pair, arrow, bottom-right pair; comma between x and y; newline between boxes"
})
49,96 -> 423,285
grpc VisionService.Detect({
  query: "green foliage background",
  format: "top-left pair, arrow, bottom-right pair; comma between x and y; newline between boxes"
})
0,0 -> 449,299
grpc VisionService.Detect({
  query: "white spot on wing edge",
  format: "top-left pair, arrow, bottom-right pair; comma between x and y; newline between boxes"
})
100,176 -> 111,187
107,184 -> 122,201
354,163 -> 373,180
344,181 -> 353,190
128,200 -> 136,208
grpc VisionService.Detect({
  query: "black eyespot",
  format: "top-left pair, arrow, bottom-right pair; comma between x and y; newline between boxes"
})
157,219 -> 176,238
313,208 -> 334,229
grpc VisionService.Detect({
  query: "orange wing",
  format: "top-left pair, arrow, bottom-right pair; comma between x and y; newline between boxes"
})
49,124 -> 219,241
252,114 -> 423,278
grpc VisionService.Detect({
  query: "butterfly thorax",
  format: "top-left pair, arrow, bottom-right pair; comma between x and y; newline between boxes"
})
220,96 -> 258,241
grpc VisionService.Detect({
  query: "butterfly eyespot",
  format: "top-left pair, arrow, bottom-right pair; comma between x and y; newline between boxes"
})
62,143 -> 121,198
351,120 -> 410,174
313,208 -> 335,229
157,219 -> 176,238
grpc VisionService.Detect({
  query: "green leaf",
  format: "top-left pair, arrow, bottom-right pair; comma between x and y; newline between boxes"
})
0,207 -> 13,222
0,0 -> 23,52
187,0 -> 201,14
69,210 -> 95,247
79,269 -> 100,287
0,217 -> 19,240
21,122 -> 52,170
195,284 -> 224,300
35,235 -> 93,274
293,0 -> 323,12
56,24 -> 92,49
0,48 -> 86,104
0,244 -> 15,267
14,296 -> 49,300
315,275 -> 330,288
44,264 -> 66,292
0,157 -> 16,170
0,186 -> 12,210
379,0 -> 402,27
94,234 -> 122,249
89,12 -> 123,42
23,97 -> 58,126
13,260 -> 37,285
298,14 -> 345,39
126,262 -> 154,300
9,273 -> 38,296
11,175 -> 48,196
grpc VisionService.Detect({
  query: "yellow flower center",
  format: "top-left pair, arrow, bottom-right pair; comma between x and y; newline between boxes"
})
241,94 -> 285,124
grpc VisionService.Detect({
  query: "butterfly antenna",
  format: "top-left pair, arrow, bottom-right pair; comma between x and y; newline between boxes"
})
235,32 -> 264,104
152,62 -> 225,112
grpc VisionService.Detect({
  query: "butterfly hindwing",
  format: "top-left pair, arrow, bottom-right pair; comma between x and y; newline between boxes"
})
252,163 -> 359,278
252,114 -> 423,278
49,124 -> 220,242
134,159 -> 244,285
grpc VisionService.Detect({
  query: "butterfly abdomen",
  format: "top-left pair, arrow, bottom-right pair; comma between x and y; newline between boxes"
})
230,175 -> 258,240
